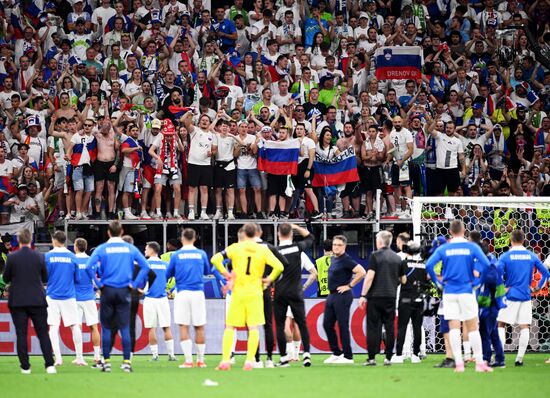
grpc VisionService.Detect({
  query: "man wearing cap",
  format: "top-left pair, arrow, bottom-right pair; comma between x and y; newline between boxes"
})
3,184 -> 39,224
13,116 -> 47,172
68,0 -> 92,31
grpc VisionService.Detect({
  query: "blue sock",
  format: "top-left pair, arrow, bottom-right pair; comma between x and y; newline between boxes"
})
101,326 -> 112,360
120,326 -> 131,361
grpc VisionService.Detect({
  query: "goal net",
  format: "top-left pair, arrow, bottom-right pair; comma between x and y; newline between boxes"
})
411,197 -> 550,353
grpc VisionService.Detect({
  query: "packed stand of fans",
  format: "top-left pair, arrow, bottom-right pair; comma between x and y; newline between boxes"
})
0,0 -> 547,224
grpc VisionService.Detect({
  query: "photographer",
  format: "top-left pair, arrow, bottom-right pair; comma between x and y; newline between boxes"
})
392,241 -> 429,364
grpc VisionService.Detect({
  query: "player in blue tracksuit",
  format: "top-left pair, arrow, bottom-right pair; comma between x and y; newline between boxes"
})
143,241 -> 176,362
475,242 -> 506,367
45,231 -> 83,366
496,229 -> 550,366
73,237 -> 102,366
167,228 -> 212,368
85,221 -> 150,373
426,220 -> 492,373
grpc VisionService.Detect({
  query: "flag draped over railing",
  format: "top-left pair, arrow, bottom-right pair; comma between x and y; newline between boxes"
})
258,139 -> 300,176
375,46 -> 423,81
312,146 -> 359,187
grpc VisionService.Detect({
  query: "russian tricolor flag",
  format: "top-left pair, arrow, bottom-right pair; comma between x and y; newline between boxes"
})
121,137 -> 142,168
0,176 -> 15,198
375,46 -> 423,81
258,139 -> 300,176
312,147 -> 359,187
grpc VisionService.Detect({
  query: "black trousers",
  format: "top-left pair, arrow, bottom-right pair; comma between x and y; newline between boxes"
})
273,291 -> 311,356
323,291 -> 353,359
367,297 -> 396,361
109,292 -> 140,352
395,298 -> 424,356
256,289 -> 274,361
10,306 -> 54,370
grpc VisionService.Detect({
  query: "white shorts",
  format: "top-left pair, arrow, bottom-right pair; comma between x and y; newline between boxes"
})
497,300 -> 532,325
47,297 -> 79,326
286,306 -> 294,318
443,293 -> 478,321
174,290 -> 206,326
77,300 -> 99,326
143,296 -> 172,328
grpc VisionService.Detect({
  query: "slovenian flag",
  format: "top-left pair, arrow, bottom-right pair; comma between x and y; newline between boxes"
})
168,105 -> 194,119
0,176 -> 15,199
312,146 -> 359,187
375,46 -> 423,81
258,139 -> 300,175
121,137 -> 142,168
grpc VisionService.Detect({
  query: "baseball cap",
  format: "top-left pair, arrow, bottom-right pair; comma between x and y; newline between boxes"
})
472,103 -> 483,110
359,12 -> 369,19
17,184 -> 28,191
151,119 -> 162,129
260,126 -> 272,133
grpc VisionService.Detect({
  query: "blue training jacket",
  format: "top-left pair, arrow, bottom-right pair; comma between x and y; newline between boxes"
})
426,237 -> 490,294
75,253 -> 96,301
86,237 -> 150,289
167,245 -> 211,292
45,247 -> 80,300
496,246 -> 550,302
146,257 -> 168,298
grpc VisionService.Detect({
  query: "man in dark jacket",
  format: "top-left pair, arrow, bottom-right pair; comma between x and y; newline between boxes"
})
3,229 -> 56,374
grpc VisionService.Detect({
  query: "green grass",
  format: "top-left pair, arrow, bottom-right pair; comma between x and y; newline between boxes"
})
0,354 -> 547,398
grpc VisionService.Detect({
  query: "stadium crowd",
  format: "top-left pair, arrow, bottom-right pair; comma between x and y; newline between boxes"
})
0,0 -> 546,225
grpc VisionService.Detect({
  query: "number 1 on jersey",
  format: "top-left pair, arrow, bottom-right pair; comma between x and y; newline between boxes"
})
246,256 -> 251,275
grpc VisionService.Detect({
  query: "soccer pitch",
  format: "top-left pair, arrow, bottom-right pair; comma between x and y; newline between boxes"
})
0,354 -> 546,398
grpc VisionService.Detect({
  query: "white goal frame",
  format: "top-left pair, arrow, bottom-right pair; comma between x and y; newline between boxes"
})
412,196 -> 550,243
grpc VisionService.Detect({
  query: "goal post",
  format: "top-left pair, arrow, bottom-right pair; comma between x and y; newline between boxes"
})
411,196 -> 550,352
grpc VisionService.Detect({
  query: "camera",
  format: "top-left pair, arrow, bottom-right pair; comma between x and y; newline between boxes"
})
402,238 -> 433,260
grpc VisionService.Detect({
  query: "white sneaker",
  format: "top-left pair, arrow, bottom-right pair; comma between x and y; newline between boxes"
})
65,213 -> 73,220
21,368 -> 31,374
213,210 -> 223,220
411,355 -> 421,364
227,212 -> 235,220
75,212 -> 83,220
140,210 -> 151,219
265,359 -> 275,368
151,212 -> 162,220
252,361 -> 264,369
72,358 -> 88,366
200,212 -> 210,220
332,357 -> 354,364
398,210 -> 411,219
124,211 -> 138,220
46,366 -> 57,374
165,212 -> 173,219
188,210 -> 195,220
391,355 -> 404,364
323,354 -> 343,364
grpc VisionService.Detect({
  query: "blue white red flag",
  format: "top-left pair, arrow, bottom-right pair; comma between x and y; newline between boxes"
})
375,46 -> 423,81
312,146 -> 359,187
258,139 -> 300,175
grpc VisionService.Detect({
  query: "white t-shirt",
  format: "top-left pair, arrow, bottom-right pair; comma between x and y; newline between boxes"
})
236,134 -> 257,170
47,136 -> 66,165
0,90 -> 18,110
20,134 -> 47,168
389,129 -> 413,160
214,134 -> 236,171
0,159 -> 13,176
434,131 -> 464,169
298,136 -> 315,164
272,92 -> 292,108
188,128 -> 214,166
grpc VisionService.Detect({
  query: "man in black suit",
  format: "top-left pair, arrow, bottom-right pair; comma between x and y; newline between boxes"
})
3,229 -> 56,374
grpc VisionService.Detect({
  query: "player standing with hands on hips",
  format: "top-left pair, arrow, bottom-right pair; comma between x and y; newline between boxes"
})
426,220 -> 492,373
86,221 -> 150,373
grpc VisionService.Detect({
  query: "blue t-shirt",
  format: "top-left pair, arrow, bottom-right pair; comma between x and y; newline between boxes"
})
167,246 -> 211,291
75,252 -> 96,301
146,257 -> 169,298
304,18 -> 328,47
426,238 -> 490,294
497,246 -> 549,302
86,237 -> 150,289
45,247 -> 80,300
215,18 -> 237,48
327,253 -> 357,291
